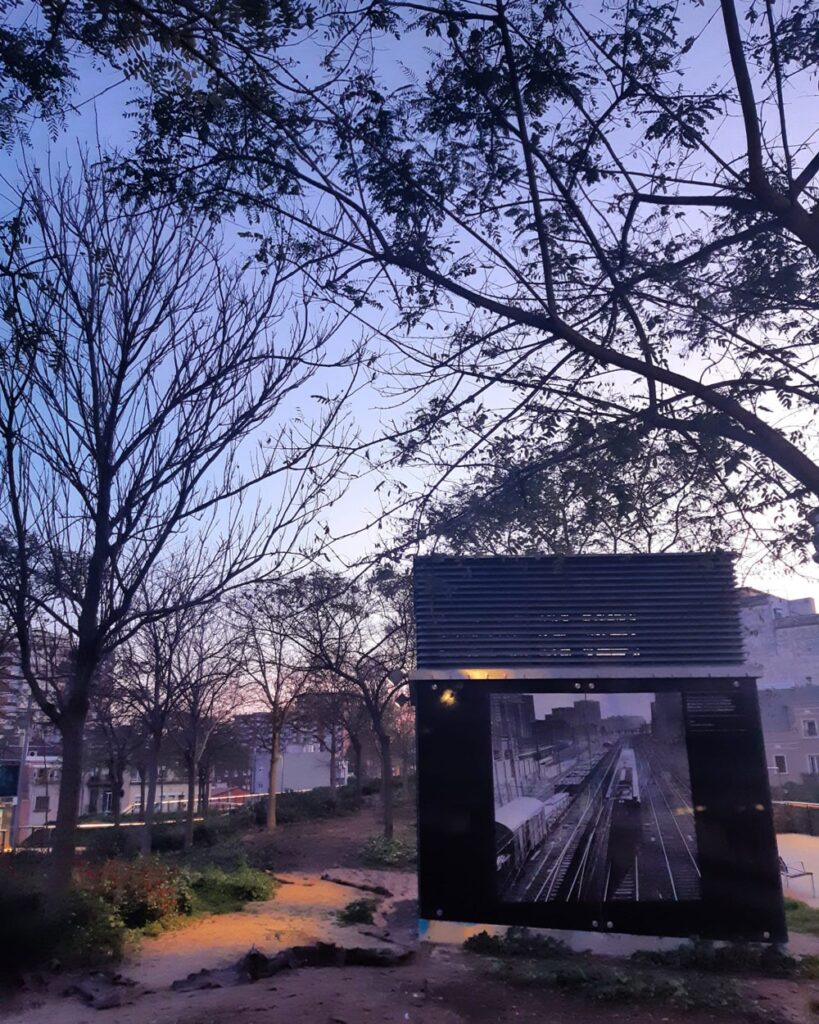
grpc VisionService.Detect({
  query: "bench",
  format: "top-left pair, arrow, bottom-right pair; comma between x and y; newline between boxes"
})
779,856 -> 816,896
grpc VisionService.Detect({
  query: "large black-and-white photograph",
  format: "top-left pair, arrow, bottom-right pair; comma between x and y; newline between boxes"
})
492,692 -> 701,904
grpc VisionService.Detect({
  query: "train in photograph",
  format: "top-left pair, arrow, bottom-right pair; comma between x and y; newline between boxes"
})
495,792 -> 570,890
606,745 -> 642,898
556,749 -> 609,793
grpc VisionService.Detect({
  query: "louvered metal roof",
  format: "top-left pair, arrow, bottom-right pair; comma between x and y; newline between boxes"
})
413,552 -> 742,667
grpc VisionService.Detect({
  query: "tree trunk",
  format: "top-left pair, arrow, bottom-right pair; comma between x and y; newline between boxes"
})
329,727 -> 337,792
140,735 -> 161,855
266,732 -> 280,832
349,734 -> 362,798
377,731 -> 394,840
184,756 -> 197,850
110,761 -> 123,828
138,767 -> 146,818
50,708 -> 86,896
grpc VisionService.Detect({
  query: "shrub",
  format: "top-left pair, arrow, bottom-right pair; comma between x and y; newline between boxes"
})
150,822 -> 186,852
188,865 -> 277,915
464,928 -> 569,959
262,785 -> 363,825
359,777 -> 404,796
85,827 -> 138,861
337,898 -> 378,926
0,862 -> 125,973
631,939 -> 805,978
77,859 -> 192,928
492,958 -> 749,1015
359,835 -> 416,867
64,890 -> 127,963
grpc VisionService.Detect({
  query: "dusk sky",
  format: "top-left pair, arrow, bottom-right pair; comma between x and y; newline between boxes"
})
3,21 -> 818,604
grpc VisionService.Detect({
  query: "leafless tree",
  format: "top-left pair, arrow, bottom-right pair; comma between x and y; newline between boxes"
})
388,702 -> 416,785
287,569 -> 414,839
168,603 -> 244,848
0,155 -> 356,892
293,676 -> 366,794
233,582 -> 312,831
121,599 -> 190,852
86,671 -> 144,828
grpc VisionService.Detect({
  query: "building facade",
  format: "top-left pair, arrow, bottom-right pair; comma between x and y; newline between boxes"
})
738,589 -> 819,790
740,589 -> 819,689
491,693 -> 542,806
758,686 -> 819,788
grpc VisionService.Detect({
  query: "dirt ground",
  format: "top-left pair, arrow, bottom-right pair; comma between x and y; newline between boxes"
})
2,804 -> 819,1024
242,799 -> 410,872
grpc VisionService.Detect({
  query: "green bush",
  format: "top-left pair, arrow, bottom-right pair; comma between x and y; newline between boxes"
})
491,958 -> 749,1015
359,834 -> 416,867
464,928 -> 570,959
631,939 -> 805,978
337,898 -> 378,926
188,865 -> 277,914
77,859 -> 192,928
64,890 -> 127,962
264,785 -> 363,825
359,777 -> 404,797
150,822 -> 186,852
0,862 -> 125,973
85,827 -> 139,861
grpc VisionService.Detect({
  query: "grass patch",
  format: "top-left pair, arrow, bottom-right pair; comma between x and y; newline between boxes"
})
785,897 -> 819,936
359,834 -> 416,868
632,938 -> 816,978
188,865 -> 278,916
337,898 -> 378,926
464,929 -> 793,1021
491,958 -> 755,1016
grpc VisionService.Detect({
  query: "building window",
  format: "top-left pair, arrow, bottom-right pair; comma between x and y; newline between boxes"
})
34,795 -> 49,813
804,720 -> 818,738
809,756 -> 819,775
774,755 -> 788,775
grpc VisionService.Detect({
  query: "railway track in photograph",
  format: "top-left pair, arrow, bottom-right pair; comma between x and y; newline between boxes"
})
640,748 -> 701,901
507,749 -> 618,903
502,737 -> 702,905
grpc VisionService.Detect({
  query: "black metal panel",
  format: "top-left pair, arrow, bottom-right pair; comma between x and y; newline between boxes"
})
413,553 -> 742,667
415,677 -> 785,942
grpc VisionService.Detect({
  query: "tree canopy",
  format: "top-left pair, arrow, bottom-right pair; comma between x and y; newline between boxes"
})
3,0 -> 819,562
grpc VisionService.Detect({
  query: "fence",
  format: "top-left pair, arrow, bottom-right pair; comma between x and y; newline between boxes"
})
773,801 -> 819,836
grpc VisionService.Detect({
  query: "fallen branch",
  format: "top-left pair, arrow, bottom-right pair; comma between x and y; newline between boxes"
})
320,873 -> 393,897
171,942 -> 413,991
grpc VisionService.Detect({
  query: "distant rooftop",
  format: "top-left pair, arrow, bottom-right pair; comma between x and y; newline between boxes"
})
414,552 -> 742,668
